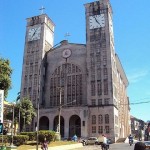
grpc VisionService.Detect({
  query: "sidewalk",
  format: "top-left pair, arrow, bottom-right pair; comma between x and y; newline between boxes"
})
29,143 -> 83,150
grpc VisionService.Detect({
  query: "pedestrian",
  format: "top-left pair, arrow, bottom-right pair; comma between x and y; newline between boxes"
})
41,138 -> 48,150
134,142 -> 146,150
128,134 -> 133,145
72,134 -> 78,142
98,134 -> 109,150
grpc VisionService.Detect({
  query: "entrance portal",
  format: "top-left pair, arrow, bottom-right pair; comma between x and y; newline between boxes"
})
53,116 -> 64,137
39,116 -> 49,130
69,115 -> 81,138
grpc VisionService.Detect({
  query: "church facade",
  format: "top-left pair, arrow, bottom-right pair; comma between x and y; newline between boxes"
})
20,0 -> 130,142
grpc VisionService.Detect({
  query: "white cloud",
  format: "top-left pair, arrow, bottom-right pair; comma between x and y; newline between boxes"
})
128,69 -> 149,83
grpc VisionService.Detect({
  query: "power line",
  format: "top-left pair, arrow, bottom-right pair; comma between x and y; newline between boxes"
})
130,100 -> 150,105
120,99 -> 150,105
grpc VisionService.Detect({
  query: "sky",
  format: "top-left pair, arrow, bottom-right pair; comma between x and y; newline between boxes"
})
0,0 -> 150,122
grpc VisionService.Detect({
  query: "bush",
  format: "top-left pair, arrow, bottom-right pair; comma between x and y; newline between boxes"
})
0,135 -> 8,144
20,132 -> 36,141
38,130 -> 56,143
15,135 -> 29,146
0,135 -> 29,146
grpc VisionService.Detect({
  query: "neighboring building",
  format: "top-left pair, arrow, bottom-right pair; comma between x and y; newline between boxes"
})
130,115 -> 145,140
20,0 -> 130,142
145,122 -> 150,141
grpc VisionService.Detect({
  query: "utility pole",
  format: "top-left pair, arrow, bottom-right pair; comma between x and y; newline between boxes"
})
36,63 -> 41,150
58,88 -> 62,140
36,99 -> 39,150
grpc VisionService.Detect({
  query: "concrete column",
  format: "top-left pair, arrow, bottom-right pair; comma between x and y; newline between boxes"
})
64,117 -> 69,138
49,115 -> 54,130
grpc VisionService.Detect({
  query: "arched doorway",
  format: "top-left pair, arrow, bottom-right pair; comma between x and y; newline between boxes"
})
53,116 -> 64,137
69,115 -> 81,137
39,116 -> 49,130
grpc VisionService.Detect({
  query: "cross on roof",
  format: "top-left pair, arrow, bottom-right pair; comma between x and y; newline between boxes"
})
39,6 -> 45,14
64,32 -> 71,41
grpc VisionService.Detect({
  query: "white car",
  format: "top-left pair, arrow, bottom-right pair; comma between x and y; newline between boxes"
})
85,137 -> 98,145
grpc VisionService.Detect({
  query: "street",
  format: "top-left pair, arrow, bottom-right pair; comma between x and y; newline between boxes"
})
72,143 -> 135,150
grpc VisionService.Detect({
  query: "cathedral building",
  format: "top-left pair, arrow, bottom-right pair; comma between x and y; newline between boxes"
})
20,0 -> 130,142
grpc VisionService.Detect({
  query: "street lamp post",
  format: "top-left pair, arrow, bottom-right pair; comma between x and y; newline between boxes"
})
18,106 -> 20,133
36,99 -> 39,150
23,116 -> 25,132
36,61 -> 41,150
57,88 -> 62,140
11,103 -> 15,146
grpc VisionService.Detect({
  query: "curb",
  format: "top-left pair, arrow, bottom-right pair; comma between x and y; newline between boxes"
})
29,143 -> 83,150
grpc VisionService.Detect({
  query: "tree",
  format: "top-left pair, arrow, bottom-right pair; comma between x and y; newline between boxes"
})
16,97 -> 36,132
5,97 -> 36,132
0,58 -> 12,98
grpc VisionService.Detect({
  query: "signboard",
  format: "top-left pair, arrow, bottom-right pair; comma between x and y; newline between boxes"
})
0,90 -> 4,123
0,123 -> 3,134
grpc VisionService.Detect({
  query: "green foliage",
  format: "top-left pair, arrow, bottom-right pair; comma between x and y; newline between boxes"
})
0,135 -> 29,146
9,135 -> 29,146
0,58 -> 12,98
16,97 -> 36,131
38,130 -> 56,143
4,105 -> 18,124
20,130 -> 56,143
20,132 -> 36,141
14,135 -> 29,146
18,97 -> 36,124
0,135 -> 8,144
4,97 -> 36,132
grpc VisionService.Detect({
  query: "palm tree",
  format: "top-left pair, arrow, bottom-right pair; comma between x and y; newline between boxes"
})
16,97 -> 36,132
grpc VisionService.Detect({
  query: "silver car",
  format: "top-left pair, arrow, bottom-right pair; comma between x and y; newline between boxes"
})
86,137 -> 98,145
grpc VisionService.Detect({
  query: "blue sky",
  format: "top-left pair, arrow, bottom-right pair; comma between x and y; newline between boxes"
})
0,0 -> 150,122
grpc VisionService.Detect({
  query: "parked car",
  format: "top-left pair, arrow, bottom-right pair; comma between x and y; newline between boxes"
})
85,137 -> 99,145
143,141 -> 150,149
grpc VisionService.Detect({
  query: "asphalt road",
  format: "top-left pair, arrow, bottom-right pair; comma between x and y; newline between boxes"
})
72,143 -> 135,150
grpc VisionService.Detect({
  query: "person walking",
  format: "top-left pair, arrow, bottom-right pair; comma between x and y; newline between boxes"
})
128,134 -> 133,145
72,134 -> 78,142
98,134 -> 109,150
134,142 -> 146,150
41,138 -> 48,150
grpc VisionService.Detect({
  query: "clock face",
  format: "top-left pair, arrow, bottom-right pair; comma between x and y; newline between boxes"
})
62,49 -> 71,58
89,14 -> 105,29
28,26 -> 41,41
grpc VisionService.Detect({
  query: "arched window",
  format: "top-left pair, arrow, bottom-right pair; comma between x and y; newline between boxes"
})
50,63 -> 83,107
92,115 -> 96,124
105,114 -> 109,124
98,115 -> 103,124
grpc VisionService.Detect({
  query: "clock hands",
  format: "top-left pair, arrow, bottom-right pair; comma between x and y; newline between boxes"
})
32,28 -> 38,38
28,26 -> 41,41
93,16 -> 100,25
89,14 -> 105,29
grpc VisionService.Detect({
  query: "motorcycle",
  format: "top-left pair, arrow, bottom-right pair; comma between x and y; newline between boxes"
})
129,139 -> 133,146
101,143 -> 109,150
80,139 -> 87,146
